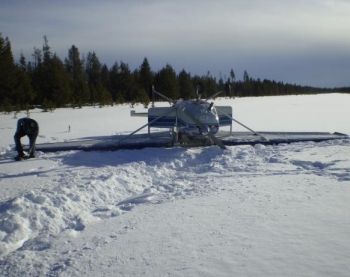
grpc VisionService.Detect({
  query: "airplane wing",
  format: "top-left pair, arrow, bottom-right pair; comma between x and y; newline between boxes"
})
148,107 -> 178,128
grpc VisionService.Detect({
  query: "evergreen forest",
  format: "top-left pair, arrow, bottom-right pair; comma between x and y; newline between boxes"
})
0,34 -> 347,112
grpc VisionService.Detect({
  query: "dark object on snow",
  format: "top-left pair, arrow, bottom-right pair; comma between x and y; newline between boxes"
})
14,118 -> 39,160
14,154 -> 31,161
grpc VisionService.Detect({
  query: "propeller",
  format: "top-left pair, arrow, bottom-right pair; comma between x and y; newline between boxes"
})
152,86 -> 175,105
205,90 -> 223,101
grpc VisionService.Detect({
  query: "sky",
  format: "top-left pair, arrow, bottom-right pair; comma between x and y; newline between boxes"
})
1,0 -> 350,87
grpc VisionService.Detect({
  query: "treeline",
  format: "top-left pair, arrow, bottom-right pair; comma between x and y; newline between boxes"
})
0,34 -> 338,112
331,87 -> 350,93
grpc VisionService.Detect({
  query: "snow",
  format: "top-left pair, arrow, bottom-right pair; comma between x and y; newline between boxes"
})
0,93 -> 350,276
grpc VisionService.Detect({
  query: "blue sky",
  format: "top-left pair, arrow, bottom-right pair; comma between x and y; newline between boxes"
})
1,0 -> 350,87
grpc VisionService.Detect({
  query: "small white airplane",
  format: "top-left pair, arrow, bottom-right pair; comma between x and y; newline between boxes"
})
130,88 -> 235,149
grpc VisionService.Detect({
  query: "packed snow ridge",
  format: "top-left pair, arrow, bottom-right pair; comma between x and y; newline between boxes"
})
1,139 -> 349,257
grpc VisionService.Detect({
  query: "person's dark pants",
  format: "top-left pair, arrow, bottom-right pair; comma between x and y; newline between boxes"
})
14,132 -> 25,157
14,131 -> 38,157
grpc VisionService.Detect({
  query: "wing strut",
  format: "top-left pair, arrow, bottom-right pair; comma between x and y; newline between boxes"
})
221,112 -> 269,141
117,107 -> 176,146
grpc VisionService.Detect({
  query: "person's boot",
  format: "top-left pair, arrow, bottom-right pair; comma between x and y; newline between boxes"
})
15,152 -> 25,161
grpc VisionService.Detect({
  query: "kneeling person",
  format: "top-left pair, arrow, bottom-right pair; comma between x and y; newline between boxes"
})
14,118 -> 39,160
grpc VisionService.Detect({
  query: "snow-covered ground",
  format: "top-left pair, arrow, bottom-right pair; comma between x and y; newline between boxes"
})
0,93 -> 349,276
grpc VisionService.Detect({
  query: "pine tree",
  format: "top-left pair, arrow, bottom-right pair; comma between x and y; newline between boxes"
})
42,35 -> 51,63
243,70 -> 250,82
30,47 -> 43,104
32,37 -> 72,109
155,64 -> 179,100
32,47 -> 42,68
109,62 -> 124,103
138,57 -> 153,99
85,52 -> 112,106
203,74 -> 218,98
14,54 -> 35,110
230,68 -> 236,83
101,64 -> 111,93
45,54 -> 72,107
132,69 -> 149,106
242,70 -> 253,96
100,64 -> 113,106
19,53 -> 26,71
0,36 -> 34,112
227,68 -> 236,97
65,45 -> 89,107
0,34 -> 17,111
118,62 -> 134,102
178,69 -> 195,99
86,51 -> 101,104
